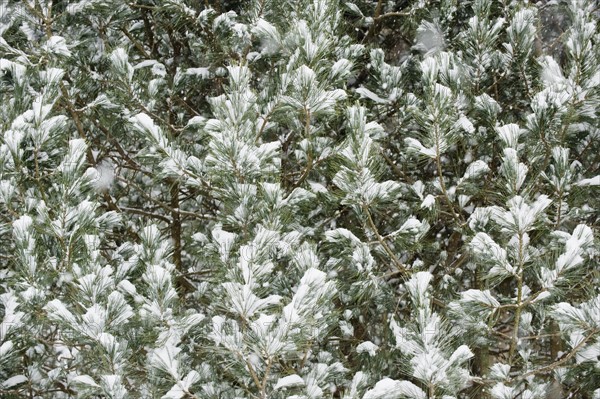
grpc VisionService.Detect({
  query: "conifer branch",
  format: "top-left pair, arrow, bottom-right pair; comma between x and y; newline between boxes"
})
363,204 -> 409,277
513,328 -> 600,381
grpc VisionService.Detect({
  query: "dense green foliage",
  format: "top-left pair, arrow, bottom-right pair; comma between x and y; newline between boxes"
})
1,0 -> 599,398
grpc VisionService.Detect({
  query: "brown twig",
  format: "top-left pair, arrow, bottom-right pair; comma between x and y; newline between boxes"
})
363,204 -> 409,277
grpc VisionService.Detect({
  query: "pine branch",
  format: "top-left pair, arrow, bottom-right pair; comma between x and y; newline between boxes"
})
512,328 -> 600,381
363,204 -> 409,277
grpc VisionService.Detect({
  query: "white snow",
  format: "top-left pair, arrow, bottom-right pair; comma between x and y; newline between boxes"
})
462,160 -> 490,180
501,148 -> 528,191
185,68 -> 210,79
414,20 -> 445,56
274,374 -> 305,390
330,58 -> 352,79
222,282 -> 281,318
496,124 -> 522,149
72,375 -> 100,387
363,377 -> 426,399
448,344 -> 475,364
412,180 -> 425,199
405,137 -> 437,159
456,115 -> 475,134
151,345 -> 181,379
499,195 -> 552,233
117,279 -> 137,296
540,56 -> 566,86
325,228 -> 362,245
356,87 -> 388,104
489,363 -> 511,380
576,175 -> 600,186
92,160 -> 115,191
420,194 -> 436,210
0,341 -> 13,357
66,0 -> 93,14
461,289 -> 500,308
110,48 -> 133,83
399,217 -> 423,233
2,374 -> 27,388
100,375 -> 127,399
43,36 -> 71,57
252,19 -> 281,55
12,215 -> 32,242
162,371 -> 200,399
471,232 -> 514,276
406,272 -> 433,302
491,382 -> 516,399
130,113 -> 167,148
356,341 -> 379,357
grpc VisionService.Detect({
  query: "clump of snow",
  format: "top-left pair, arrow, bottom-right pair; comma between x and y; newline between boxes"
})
252,19 -> 281,55
339,320 -> 354,337
412,180 -> 425,199
356,341 -> 379,357
356,87 -> 388,104
91,161 -> 115,192
496,124 -> 523,149
185,68 -> 210,79
2,374 -> 28,389
43,36 -> 71,57
462,160 -> 490,180
399,217 -> 424,234
576,175 -> 599,186
540,56 -> 566,87
274,374 -> 305,390
72,375 -> 100,387
420,194 -> 436,210
456,115 -> 475,133
363,378 -> 426,399
413,20 -> 445,56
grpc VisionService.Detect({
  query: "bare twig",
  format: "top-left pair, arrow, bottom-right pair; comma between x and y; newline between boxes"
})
374,11 -> 410,21
363,205 -> 409,277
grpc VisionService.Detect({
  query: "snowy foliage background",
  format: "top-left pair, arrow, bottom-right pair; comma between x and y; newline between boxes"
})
0,0 -> 599,398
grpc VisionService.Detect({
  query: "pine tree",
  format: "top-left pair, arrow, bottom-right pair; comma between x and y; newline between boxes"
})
1,0 -> 598,398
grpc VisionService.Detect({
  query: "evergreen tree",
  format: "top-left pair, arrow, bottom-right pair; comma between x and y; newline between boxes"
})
0,0 -> 598,398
